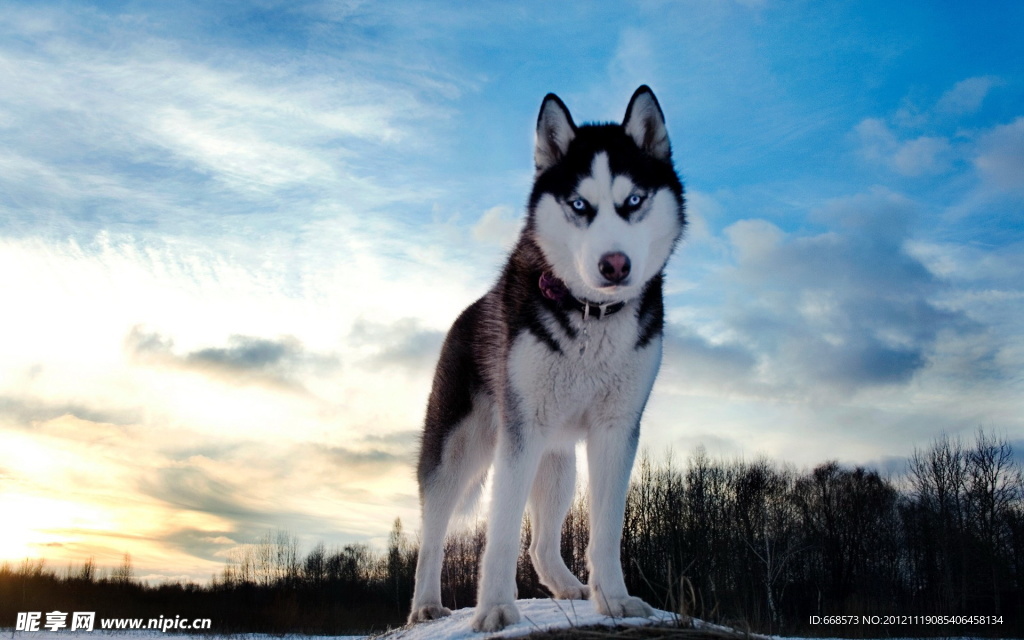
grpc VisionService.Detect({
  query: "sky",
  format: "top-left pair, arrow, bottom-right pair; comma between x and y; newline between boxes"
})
1,0 -> 1022,583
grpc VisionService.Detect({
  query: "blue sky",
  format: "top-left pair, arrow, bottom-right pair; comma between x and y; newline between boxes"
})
1,0 -> 1022,582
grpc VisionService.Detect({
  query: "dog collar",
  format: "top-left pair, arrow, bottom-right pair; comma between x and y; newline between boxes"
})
538,272 -> 626,320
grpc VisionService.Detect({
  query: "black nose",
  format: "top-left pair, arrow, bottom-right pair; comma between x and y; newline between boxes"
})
598,252 -> 631,284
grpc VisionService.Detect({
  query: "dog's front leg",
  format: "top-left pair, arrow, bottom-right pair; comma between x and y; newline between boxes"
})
471,413 -> 544,632
586,420 -> 655,618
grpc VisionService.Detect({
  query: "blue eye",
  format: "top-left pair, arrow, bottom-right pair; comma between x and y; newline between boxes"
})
627,194 -> 644,207
570,198 -> 588,212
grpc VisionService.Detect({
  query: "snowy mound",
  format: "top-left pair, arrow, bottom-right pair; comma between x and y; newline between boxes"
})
377,598 -> 681,639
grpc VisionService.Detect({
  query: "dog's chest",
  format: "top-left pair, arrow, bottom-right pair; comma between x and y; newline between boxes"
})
506,312 -> 656,430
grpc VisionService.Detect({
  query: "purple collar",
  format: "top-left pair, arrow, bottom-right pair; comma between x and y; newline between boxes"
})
538,272 -> 626,320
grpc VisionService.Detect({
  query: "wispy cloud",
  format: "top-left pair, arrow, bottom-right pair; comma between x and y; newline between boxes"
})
127,327 -> 340,393
349,318 -> 445,374
0,2 -> 462,242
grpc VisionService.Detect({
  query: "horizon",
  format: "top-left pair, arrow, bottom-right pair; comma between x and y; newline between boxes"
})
1,430 -> 1016,586
1,0 -> 1022,583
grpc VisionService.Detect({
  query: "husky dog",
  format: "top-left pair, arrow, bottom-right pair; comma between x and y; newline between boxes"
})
408,86 -> 686,633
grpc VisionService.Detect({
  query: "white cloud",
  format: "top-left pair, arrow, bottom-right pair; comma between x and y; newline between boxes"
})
724,218 -> 786,265
677,190 -> 718,246
890,136 -> 953,176
650,186 -> 1023,468
607,27 -> 660,104
893,76 -> 1003,128
471,205 -> 523,249
935,76 -> 1002,116
854,118 -> 953,177
974,117 -> 1024,193
704,188 -> 978,398
853,76 -> 1010,180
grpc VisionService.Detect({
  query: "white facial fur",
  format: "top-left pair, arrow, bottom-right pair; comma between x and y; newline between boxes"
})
533,152 -> 682,304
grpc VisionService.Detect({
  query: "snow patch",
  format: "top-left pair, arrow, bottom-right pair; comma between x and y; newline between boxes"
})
376,598 -> 681,639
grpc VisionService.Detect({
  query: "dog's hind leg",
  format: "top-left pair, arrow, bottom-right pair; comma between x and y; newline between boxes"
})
528,449 -> 589,599
408,406 -> 495,624
408,477 -> 458,623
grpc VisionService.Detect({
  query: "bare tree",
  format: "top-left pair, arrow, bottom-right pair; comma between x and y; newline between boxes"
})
111,552 -> 134,586
966,429 -> 1022,613
909,434 -> 970,609
733,459 -> 801,628
304,541 -> 328,588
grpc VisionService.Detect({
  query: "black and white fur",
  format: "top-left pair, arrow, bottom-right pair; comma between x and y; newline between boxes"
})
408,86 -> 686,633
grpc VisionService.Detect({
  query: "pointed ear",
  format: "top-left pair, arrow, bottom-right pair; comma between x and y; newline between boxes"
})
623,85 -> 671,161
535,93 -> 577,173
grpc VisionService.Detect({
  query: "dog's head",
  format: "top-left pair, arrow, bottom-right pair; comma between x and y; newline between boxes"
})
527,86 -> 686,305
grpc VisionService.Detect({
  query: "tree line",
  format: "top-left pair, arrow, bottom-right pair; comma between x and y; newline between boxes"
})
610,430 -> 1023,635
2,430 -> 1021,636
0,529 -> 415,634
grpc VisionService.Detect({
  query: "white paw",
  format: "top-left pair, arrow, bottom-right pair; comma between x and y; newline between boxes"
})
594,594 -> 654,618
407,603 -> 451,624
471,602 -> 521,632
552,584 -> 591,600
